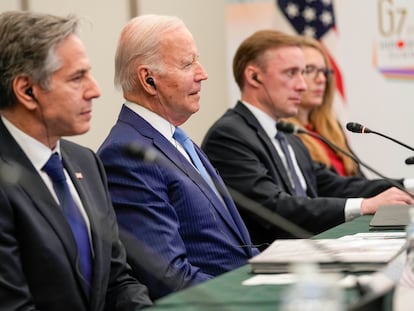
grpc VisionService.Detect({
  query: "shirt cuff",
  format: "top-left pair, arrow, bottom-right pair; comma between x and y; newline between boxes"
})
403,178 -> 414,192
344,198 -> 364,221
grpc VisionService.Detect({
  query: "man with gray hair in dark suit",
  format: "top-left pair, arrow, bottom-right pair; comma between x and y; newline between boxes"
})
0,10 -> 151,310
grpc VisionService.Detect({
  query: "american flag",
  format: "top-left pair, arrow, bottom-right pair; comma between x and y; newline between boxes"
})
277,0 -> 345,101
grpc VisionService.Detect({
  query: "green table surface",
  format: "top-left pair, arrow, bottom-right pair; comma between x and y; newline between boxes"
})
148,216 -> 390,310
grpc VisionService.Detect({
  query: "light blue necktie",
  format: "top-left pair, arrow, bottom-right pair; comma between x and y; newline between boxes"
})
42,153 -> 92,292
173,127 -> 218,193
275,131 -> 307,197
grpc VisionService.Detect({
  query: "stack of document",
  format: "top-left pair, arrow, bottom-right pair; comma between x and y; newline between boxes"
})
249,233 -> 406,274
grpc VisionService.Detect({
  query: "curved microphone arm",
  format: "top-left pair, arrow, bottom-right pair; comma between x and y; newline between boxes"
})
226,187 -> 312,239
296,129 -> 414,200
369,130 -> 414,152
346,122 -> 414,159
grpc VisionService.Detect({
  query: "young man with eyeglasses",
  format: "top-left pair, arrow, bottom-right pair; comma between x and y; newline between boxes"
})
202,30 -> 414,248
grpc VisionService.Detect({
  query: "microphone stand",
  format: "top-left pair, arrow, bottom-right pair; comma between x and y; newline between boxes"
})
346,122 -> 414,152
226,187 -> 312,239
347,122 -> 414,164
368,129 -> 414,152
368,129 -> 414,165
280,124 -> 414,200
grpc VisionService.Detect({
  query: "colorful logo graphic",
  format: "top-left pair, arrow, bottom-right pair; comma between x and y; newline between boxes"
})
373,0 -> 414,80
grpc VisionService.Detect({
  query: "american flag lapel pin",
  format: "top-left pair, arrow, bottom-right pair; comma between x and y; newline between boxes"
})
75,172 -> 83,180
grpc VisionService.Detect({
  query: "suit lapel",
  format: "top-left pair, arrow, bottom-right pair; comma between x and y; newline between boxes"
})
0,122 -> 78,262
0,121 -> 91,300
198,148 -> 253,244
120,105 -> 221,201
119,106 -> 248,243
233,102 -> 296,194
17,161 -> 79,263
153,134 -> 244,236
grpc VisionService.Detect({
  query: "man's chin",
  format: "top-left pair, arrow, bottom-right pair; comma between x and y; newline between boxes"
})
66,126 -> 91,137
282,109 -> 299,118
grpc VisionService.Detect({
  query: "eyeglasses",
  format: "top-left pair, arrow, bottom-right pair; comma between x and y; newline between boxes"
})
303,65 -> 334,80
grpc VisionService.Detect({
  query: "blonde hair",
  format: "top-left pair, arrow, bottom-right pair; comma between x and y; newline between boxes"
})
285,36 -> 359,176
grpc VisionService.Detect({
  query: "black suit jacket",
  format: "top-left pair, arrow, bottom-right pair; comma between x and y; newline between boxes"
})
0,119 -> 152,310
202,102 -> 396,245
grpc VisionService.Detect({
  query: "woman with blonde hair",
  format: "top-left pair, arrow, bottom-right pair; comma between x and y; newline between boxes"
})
285,36 -> 363,176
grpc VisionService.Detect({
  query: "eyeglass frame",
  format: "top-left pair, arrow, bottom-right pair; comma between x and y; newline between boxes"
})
303,64 -> 334,80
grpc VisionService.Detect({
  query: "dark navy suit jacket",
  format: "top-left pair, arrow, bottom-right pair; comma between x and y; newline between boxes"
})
0,119 -> 151,310
98,104 -> 258,300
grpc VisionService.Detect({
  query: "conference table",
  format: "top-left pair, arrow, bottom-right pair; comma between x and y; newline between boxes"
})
148,215 -> 400,310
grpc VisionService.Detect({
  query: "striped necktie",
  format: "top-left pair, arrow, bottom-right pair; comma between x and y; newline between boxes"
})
275,131 -> 307,197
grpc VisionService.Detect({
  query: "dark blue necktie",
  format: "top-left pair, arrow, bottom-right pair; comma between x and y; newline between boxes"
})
275,131 -> 307,197
42,153 -> 92,290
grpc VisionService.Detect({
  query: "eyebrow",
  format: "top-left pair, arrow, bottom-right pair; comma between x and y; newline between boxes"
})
68,67 -> 90,78
283,66 -> 303,73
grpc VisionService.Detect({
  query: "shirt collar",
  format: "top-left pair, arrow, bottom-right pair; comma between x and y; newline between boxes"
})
241,101 -> 277,139
1,115 -> 60,171
125,101 -> 176,141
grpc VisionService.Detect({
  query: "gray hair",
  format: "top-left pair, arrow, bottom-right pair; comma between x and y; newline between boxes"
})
0,11 -> 79,109
114,14 -> 185,92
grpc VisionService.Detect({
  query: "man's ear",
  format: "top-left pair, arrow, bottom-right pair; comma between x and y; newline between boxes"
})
13,76 -> 37,109
246,66 -> 262,86
138,66 -> 157,94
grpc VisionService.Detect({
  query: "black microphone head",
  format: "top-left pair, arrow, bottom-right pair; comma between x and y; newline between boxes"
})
346,122 -> 371,134
0,160 -> 21,185
276,121 -> 304,134
276,121 -> 295,134
405,156 -> 414,165
124,143 -> 159,163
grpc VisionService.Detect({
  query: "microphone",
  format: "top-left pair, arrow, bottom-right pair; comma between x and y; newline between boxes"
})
0,159 -> 21,185
346,122 -> 372,134
346,122 -> 414,158
124,143 -> 163,164
406,157 -> 414,165
276,121 -> 306,134
276,121 -> 414,199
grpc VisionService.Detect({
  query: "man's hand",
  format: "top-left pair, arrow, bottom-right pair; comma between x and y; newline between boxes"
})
361,187 -> 414,215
